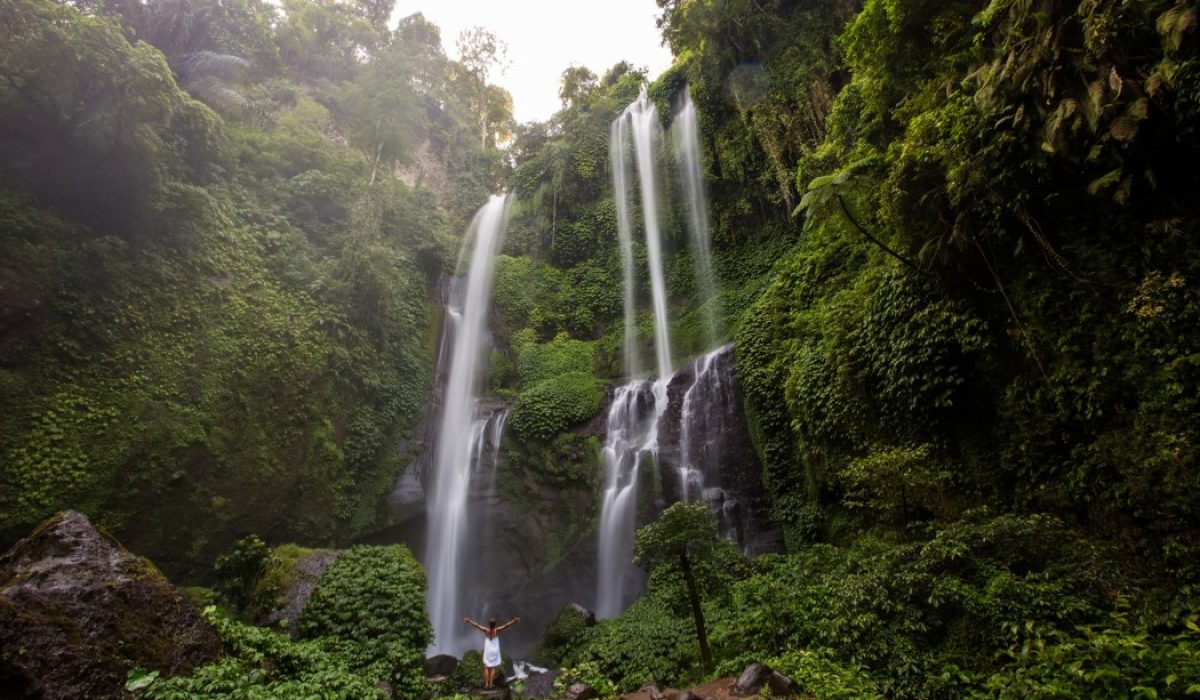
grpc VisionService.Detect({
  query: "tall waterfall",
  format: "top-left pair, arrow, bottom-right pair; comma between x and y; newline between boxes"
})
596,88 -> 677,617
595,86 -> 767,617
674,91 -> 721,349
617,86 -> 674,378
425,195 -> 510,654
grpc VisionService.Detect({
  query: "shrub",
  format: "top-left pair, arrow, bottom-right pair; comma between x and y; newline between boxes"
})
509,372 -> 604,440
135,607 -> 383,699
299,545 -> 430,696
570,598 -> 698,692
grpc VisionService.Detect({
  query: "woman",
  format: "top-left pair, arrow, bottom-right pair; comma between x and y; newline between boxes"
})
463,615 -> 520,689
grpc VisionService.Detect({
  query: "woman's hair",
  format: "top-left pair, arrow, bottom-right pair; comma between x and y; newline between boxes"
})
488,618 -> 497,630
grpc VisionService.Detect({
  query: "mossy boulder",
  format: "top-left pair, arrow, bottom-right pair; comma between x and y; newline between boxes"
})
0,511 -> 220,699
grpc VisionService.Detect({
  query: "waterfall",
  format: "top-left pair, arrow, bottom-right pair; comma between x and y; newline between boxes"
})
425,195 -> 510,654
675,345 -> 745,545
611,116 -> 641,380
595,378 -> 668,618
614,86 -> 674,378
673,90 -> 721,348
596,87 -> 679,618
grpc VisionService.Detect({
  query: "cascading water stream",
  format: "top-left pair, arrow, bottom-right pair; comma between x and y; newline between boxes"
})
610,115 -> 641,381
596,88 -> 677,618
625,88 -> 673,379
673,90 -> 721,349
425,195 -> 510,654
676,344 -> 745,545
595,379 -> 668,618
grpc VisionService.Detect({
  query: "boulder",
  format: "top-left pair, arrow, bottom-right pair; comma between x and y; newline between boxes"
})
521,668 -> 559,698
425,653 -> 459,678
0,511 -> 221,699
271,549 -> 341,637
768,670 -> 799,696
567,682 -> 597,700
475,690 -> 511,700
639,681 -> 667,700
731,662 -> 774,696
673,693 -> 701,700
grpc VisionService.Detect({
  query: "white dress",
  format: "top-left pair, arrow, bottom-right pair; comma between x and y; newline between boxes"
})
483,633 -> 502,668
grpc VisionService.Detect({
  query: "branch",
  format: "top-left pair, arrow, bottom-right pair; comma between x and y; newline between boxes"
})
836,194 -> 921,272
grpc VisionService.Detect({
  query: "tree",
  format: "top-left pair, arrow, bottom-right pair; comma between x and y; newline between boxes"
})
454,26 -> 509,147
558,65 -> 598,108
634,503 -> 720,670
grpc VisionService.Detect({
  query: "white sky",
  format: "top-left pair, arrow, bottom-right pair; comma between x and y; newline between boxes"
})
391,0 -> 674,123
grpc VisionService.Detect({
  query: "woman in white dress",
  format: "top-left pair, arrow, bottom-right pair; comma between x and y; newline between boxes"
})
463,615 -> 520,688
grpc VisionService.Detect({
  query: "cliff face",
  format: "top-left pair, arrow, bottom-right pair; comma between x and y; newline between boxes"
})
369,342 -> 778,656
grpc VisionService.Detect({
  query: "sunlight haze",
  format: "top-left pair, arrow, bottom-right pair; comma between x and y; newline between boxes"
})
392,0 -> 674,123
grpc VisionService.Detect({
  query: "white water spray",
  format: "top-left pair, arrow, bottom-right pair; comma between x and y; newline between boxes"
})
595,378 -> 668,617
674,90 -> 721,348
425,195 -> 510,654
620,87 -> 673,378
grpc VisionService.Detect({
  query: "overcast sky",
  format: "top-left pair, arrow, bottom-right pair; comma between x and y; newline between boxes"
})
391,0 -> 674,123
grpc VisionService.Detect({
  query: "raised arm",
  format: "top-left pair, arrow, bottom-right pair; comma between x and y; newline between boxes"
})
463,616 -> 487,632
496,616 -> 521,632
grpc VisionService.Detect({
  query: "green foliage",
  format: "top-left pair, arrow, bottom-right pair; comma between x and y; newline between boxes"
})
298,545 -> 431,696
507,331 -> 604,440
0,0 -> 515,576
213,535 -> 272,614
570,598 -> 698,693
980,609 -> 1200,699
706,514 -> 1114,697
135,607 -> 384,699
532,605 -> 596,668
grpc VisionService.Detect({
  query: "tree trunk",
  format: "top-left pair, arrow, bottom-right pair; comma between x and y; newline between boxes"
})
679,552 -> 712,670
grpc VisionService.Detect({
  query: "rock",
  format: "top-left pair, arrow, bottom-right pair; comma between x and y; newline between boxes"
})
475,689 -> 511,700
0,511 -> 221,699
521,669 -> 559,698
426,653 -> 459,678
565,602 -> 597,625
768,670 -> 799,696
640,681 -> 667,700
732,662 -> 774,696
672,693 -> 700,700
270,549 -> 341,636
567,681 -> 597,700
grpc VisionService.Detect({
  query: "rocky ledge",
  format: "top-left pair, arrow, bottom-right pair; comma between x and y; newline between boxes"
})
0,511 -> 220,699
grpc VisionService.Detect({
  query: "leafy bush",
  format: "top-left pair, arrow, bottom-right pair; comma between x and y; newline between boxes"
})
213,535 -> 273,614
509,372 -> 604,440
708,514 -> 1112,697
532,604 -> 596,668
299,545 -> 430,696
134,607 -> 383,699
569,598 -> 698,693
980,609 -> 1200,699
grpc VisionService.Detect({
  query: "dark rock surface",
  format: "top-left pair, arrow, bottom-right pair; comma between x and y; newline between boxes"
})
521,669 -> 560,698
269,549 -> 341,636
567,682 -> 597,700
657,345 -> 782,555
0,511 -> 220,699
768,670 -> 799,696
731,662 -> 774,696
426,653 -> 459,678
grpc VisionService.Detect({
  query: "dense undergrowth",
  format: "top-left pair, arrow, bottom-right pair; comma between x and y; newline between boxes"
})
0,0 -> 506,573
135,544 -> 427,699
